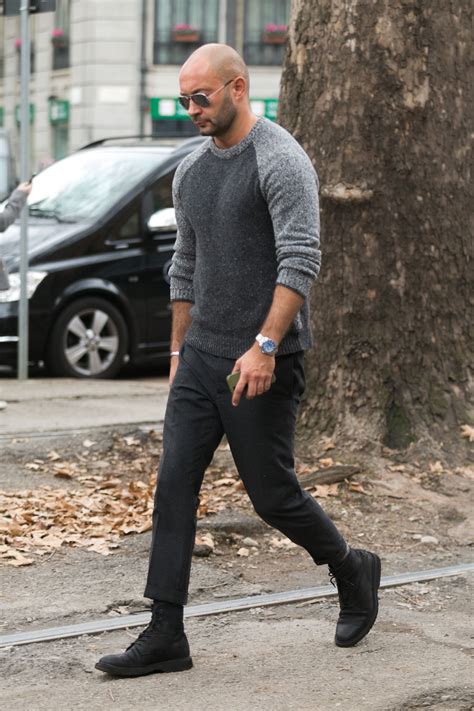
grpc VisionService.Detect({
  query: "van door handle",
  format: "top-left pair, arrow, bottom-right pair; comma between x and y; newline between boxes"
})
105,240 -> 130,250
105,238 -> 143,249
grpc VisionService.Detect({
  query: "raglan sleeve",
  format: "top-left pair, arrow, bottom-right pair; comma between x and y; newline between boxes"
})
168,165 -> 196,303
260,148 -> 321,300
0,189 -> 27,233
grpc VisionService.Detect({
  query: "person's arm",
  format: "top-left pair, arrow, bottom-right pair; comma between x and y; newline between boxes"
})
168,166 -> 196,385
231,147 -> 320,406
231,286 -> 304,405
0,183 -> 31,232
169,301 -> 193,385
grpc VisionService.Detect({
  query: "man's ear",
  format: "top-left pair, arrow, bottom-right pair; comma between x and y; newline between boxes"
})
232,76 -> 247,100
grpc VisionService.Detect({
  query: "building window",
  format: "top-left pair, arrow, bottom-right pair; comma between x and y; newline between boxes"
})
154,0 -> 219,65
243,0 -> 290,66
52,0 -> 70,70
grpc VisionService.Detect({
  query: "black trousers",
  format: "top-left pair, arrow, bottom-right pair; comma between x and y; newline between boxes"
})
144,343 -> 348,605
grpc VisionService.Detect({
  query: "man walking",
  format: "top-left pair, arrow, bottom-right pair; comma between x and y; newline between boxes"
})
96,44 -> 380,677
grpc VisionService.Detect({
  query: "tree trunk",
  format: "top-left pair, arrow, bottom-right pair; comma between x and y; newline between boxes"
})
279,0 -> 473,452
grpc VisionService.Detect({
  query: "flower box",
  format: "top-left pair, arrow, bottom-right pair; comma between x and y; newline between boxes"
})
173,24 -> 200,43
262,23 -> 287,44
51,28 -> 68,49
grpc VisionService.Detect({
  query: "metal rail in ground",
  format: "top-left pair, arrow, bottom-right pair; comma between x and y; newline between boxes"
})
1,562 -> 472,649
0,422 -> 163,442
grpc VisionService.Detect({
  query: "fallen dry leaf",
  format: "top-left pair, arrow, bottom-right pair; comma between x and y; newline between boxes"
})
213,478 -> 236,487
460,424 -> 474,442
319,458 -> 334,469
313,483 -> 340,498
53,469 -> 73,479
123,436 -> 141,447
196,532 -> 215,550
1,550 -> 34,566
348,481 -> 369,495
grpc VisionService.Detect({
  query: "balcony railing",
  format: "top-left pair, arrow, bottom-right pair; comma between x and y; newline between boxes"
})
243,40 -> 287,67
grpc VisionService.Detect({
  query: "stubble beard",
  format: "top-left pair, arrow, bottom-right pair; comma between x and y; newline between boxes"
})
194,95 -> 238,138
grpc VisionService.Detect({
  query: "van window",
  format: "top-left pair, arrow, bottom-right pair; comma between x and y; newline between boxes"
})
148,170 -> 174,215
28,147 -> 171,223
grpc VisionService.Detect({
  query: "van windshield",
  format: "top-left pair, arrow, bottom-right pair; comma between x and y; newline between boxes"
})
28,147 -> 172,222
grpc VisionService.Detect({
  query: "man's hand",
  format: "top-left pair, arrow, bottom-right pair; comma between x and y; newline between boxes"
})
169,354 -> 180,386
17,182 -> 32,195
231,343 -> 275,406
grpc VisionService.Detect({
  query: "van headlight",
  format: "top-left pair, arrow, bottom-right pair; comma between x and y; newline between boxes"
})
0,271 -> 48,303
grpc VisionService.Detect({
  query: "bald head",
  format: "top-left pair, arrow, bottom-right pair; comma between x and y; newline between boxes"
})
180,43 -> 249,92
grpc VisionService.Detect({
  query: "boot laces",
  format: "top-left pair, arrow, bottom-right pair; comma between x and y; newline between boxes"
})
126,607 -> 162,651
328,570 -> 356,606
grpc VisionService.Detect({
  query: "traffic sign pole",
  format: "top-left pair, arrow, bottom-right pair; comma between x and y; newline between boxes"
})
17,0 -> 30,380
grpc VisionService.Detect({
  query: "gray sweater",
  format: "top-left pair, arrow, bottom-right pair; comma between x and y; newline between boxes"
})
170,117 -> 321,358
0,188 -> 27,232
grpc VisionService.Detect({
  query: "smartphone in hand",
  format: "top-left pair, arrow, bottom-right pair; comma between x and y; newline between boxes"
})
226,371 -> 276,394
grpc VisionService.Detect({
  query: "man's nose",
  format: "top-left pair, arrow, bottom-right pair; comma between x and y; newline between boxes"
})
188,98 -> 203,116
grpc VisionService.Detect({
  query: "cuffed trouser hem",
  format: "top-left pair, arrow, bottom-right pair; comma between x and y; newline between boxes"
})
311,542 -> 351,568
144,585 -> 188,607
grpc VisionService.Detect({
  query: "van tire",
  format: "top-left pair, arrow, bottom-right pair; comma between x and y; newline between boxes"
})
48,297 -> 128,379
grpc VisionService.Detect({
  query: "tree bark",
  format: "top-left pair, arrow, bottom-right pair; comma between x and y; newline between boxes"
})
279,0 -> 473,452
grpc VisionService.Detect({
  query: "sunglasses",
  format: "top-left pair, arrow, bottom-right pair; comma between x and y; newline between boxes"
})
178,79 -> 234,111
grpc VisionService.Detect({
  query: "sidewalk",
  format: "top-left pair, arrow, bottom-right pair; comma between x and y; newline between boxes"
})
0,377 -> 169,435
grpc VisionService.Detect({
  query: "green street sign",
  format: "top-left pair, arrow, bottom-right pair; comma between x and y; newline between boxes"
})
249,98 -> 279,120
15,103 -> 35,124
0,108 -> 4,127
49,99 -> 69,124
150,97 -> 280,122
150,98 -> 189,121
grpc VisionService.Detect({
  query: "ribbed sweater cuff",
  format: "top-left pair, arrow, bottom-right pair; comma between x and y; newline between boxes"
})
170,287 -> 194,303
276,267 -> 314,300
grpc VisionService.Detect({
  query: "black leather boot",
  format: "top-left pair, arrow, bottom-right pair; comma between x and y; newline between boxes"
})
95,601 -> 192,677
329,548 -> 381,648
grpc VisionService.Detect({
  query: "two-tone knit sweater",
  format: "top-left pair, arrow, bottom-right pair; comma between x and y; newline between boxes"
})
169,117 -> 321,358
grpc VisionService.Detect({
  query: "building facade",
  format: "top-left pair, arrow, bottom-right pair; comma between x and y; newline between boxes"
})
0,0 -> 290,172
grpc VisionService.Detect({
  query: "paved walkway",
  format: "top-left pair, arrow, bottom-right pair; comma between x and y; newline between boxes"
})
0,377 -> 169,435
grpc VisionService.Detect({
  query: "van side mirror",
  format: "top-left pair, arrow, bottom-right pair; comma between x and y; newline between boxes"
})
147,208 -> 177,233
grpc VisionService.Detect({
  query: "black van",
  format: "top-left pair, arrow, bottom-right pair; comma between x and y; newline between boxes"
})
0,136 -> 204,378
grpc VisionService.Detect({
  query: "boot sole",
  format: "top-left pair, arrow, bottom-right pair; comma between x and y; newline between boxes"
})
95,656 -> 193,677
335,552 -> 381,648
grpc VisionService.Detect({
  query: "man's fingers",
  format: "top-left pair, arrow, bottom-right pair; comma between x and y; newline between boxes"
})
246,379 -> 258,399
232,358 -> 241,374
232,378 -> 247,406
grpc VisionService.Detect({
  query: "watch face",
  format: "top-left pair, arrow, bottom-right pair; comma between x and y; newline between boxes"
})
262,339 -> 277,355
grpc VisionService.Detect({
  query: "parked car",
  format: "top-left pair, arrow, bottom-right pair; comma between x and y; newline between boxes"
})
0,135 -> 204,378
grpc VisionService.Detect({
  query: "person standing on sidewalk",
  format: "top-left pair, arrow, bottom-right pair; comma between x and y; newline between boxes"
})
96,44 -> 381,678
0,181 -> 32,411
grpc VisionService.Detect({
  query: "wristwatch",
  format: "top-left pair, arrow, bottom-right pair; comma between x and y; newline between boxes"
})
256,333 -> 278,356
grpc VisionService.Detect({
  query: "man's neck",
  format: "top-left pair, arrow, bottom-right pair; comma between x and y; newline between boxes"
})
213,113 -> 258,149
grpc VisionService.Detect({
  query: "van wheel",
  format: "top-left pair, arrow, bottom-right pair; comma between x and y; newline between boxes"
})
48,297 -> 128,378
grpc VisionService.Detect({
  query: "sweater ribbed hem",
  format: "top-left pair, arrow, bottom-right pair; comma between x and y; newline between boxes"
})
185,323 -> 312,360
170,288 -> 194,302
